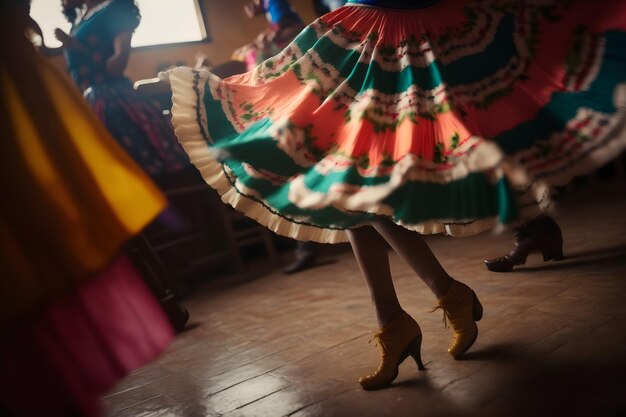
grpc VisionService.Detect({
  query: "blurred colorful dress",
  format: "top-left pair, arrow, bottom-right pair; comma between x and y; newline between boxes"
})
0,8 -> 174,416
65,0 -> 189,176
167,0 -> 626,244
234,0 -> 306,70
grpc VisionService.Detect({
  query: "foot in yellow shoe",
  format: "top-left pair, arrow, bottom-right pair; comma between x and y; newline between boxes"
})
359,311 -> 426,390
432,280 -> 483,359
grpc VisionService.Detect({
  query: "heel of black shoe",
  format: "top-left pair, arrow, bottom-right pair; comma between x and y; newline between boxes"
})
408,333 -> 425,370
541,218 -> 564,262
553,248 -> 564,261
542,246 -> 564,262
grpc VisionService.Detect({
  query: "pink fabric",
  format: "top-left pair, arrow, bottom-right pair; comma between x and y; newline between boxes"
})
0,255 -> 174,417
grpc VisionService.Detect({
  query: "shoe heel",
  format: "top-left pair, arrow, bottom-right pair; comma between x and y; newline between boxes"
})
541,249 -> 553,262
472,291 -> 483,322
408,334 -> 426,371
542,246 -> 564,262
552,246 -> 564,261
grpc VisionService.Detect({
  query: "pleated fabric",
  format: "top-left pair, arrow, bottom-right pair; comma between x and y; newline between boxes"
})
168,0 -> 626,243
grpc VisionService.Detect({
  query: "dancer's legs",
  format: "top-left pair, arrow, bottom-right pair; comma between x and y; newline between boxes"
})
367,218 -> 481,359
347,225 -> 403,326
371,219 -> 453,298
348,225 -> 424,390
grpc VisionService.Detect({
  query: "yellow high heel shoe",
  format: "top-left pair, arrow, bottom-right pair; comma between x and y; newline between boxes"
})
359,311 -> 425,390
432,280 -> 483,359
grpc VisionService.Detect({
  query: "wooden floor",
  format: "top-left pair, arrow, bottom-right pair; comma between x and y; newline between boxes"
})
103,184 -> 626,417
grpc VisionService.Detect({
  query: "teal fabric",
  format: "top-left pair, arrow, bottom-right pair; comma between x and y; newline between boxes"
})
294,15 -> 517,94
65,0 -> 139,88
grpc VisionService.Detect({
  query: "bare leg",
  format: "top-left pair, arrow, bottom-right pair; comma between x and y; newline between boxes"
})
349,225 -> 426,390
372,219 -> 453,299
347,225 -> 403,326
372,219 -> 481,358
350,219 -> 481,360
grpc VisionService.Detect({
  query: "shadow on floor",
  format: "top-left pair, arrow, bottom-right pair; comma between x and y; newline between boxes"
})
457,343 -> 626,417
511,245 -> 626,273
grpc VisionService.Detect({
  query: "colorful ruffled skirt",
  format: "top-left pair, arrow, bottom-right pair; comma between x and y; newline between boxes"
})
84,78 -> 190,176
168,0 -> 626,244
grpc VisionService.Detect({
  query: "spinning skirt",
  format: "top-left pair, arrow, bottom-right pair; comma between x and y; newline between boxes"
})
1,38 -> 167,321
1,32 -> 174,416
168,0 -> 626,243
0,255 -> 175,417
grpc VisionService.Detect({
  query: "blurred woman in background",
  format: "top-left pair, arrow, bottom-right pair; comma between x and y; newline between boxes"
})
55,0 -> 189,178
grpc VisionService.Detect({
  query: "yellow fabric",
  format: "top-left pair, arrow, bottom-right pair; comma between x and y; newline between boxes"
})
0,35 -> 166,326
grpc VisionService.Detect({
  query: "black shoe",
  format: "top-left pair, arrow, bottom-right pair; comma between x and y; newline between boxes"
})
484,216 -> 564,272
283,250 -> 318,274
